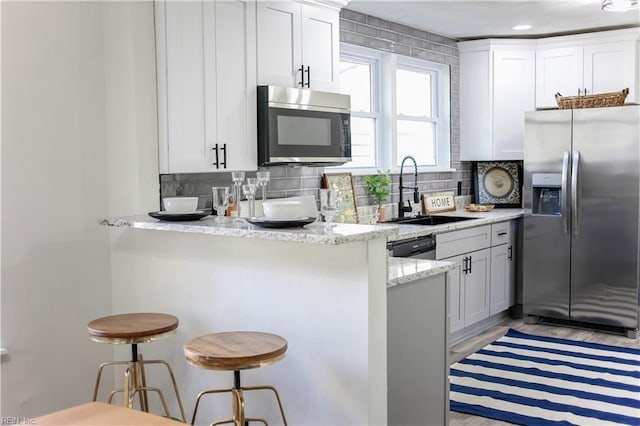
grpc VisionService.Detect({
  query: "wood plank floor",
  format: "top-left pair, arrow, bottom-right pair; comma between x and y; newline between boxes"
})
449,318 -> 640,426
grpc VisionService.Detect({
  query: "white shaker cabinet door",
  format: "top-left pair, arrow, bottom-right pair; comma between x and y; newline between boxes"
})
445,255 -> 465,333
492,50 -> 535,160
463,248 -> 491,326
214,0 -> 257,171
300,3 -> 340,92
490,244 -> 510,315
257,1 -> 302,88
157,1 -> 211,172
535,46 -> 583,109
584,41 -> 638,104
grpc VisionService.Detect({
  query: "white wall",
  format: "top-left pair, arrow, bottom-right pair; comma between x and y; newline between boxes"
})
1,1 -> 158,417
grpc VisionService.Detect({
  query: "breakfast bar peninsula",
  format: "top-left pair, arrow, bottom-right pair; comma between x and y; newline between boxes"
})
100,215 -> 397,425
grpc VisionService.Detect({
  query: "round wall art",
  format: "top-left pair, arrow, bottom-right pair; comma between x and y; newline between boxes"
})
473,161 -> 522,208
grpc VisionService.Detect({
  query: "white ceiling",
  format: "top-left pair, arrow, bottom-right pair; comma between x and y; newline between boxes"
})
345,0 -> 640,40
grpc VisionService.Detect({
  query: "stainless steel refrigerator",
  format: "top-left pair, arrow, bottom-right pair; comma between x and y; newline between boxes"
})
523,105 -> 640,338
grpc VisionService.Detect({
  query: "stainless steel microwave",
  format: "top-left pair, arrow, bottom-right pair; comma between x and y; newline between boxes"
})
257,85 -> 351,166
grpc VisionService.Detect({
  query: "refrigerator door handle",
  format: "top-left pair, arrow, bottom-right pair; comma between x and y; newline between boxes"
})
561,150 -> 570,235
571,150 -> 580,237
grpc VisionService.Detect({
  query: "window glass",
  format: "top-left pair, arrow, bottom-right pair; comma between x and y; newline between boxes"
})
396,120 -> 436,166
349,117 -> 376,167
340,60 -> 371,113
396,69 -> 431,117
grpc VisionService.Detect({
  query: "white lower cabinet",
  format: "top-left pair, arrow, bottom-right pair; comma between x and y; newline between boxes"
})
437,225 -> 492,333
490,221 -> 517,315
437,221 -> 517,333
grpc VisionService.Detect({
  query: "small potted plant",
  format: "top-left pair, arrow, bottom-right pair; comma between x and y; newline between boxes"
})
362,169 -> 392,222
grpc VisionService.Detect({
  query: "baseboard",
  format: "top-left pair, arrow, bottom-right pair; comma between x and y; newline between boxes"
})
450,311 -> 512,346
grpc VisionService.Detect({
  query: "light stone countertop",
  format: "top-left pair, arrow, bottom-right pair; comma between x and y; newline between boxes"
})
387,257 -> 456,288
99,214 -> 399,245
385,208 -> 524,242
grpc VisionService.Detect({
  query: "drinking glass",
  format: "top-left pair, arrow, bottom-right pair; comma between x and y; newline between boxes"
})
231,172 -> 245,218
319,188 -> 342,231
256,171 -> 271,202
211,187 -> 230,223
242,183 -> 258,218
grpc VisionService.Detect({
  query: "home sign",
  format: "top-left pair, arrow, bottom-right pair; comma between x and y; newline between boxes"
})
422,191 -> 456,213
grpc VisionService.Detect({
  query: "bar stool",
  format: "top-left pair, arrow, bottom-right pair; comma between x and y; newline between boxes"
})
184,331 -> 288,426
87,312 -> 186,422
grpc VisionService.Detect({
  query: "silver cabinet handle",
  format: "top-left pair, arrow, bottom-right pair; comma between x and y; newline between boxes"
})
561,151 -> 570,235
571,150 -> 580,237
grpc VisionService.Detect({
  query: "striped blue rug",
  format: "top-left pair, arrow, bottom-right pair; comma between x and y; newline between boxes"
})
450,329 -> 640,425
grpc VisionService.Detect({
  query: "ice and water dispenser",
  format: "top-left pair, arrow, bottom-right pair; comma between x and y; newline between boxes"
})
532,173 -> 562,215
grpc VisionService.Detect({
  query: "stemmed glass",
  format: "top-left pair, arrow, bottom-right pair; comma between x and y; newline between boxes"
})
242,181 -> 258,218
319,188 -> 342,231
231,172 -> 245,218
256,171 -> 271,203
211,187 -> 230,223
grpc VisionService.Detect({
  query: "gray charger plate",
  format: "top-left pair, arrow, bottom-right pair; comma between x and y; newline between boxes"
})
148,211 -> 210,221
246,216 -> 316,228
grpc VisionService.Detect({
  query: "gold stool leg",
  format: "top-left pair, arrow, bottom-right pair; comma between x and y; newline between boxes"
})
231,388 -> 245,426
124,367 -> 132,408
191,388 -> 234,425
242,385 -> 288,426
140,359 -> 187,423
131,386 -> 171,418
92,360 -> 131,402
136,355 -> 149,412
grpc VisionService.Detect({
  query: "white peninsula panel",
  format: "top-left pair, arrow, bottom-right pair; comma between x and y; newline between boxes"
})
105,225 -> 388,425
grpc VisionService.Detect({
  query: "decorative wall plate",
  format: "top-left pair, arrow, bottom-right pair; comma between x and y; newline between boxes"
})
473,161 -> 522,208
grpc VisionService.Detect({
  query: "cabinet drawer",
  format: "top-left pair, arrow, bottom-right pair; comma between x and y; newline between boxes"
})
491,222 -> 511,246
436,225 -> 491,259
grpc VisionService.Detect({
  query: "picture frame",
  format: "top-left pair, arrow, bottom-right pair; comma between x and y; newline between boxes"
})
322,172 -> 359,224
473,161 -> 523,208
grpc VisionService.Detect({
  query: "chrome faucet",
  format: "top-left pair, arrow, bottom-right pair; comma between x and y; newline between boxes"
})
398,155 -> 420,218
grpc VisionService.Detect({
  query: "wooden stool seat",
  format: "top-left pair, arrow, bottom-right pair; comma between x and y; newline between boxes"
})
88,312 -> 185,422
184,331 -> 287,371
184,331 -> 289,425
88,313 -> 178,344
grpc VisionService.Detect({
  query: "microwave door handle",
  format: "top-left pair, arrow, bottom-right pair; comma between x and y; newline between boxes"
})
571,150 -> 580,237
561,150 -> 570,235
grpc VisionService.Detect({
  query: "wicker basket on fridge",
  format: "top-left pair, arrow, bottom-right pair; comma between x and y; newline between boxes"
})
555,88 -> 629,109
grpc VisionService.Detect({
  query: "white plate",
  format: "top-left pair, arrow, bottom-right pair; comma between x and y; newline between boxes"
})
259,216 -> 309,222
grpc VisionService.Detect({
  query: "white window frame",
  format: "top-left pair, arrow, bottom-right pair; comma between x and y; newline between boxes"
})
331,43 -> 452,175
338,44 -> 382,169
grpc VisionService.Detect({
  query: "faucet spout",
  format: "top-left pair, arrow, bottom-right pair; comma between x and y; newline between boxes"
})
398,155 -> 419,219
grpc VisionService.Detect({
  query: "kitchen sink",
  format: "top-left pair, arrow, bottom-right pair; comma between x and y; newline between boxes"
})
384,215 -> 475,226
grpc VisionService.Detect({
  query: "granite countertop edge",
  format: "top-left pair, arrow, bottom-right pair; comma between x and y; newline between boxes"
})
387,257 -> 457,287
98,215 -> 400,245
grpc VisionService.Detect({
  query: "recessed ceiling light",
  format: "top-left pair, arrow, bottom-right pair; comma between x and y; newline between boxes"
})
602,0 -> 639,11
512,24 -> 532,31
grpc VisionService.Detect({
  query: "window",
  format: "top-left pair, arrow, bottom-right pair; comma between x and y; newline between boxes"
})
339,51 -> 380,168
336,44 -> 451,173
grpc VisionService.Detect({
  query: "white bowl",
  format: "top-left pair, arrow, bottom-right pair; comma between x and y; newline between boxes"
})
163,197 -> 198,213
262,200 -> 303,220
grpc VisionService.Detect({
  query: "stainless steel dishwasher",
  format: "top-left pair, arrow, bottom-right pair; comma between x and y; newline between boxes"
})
387,235 -> 436,259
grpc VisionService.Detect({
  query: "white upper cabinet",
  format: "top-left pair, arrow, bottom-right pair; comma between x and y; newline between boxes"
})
257,1 -> 341,92
155,0 -> 257,173
536,29 -> 639,108
459,40 -> 536,161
